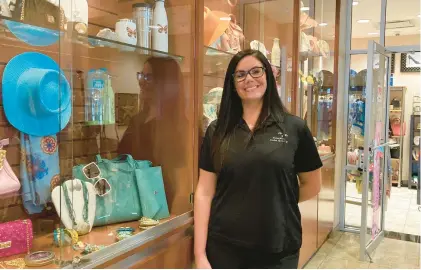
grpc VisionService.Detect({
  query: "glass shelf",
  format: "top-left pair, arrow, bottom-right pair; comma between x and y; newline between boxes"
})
203,46 -> 235,77
0,15 -> 184,61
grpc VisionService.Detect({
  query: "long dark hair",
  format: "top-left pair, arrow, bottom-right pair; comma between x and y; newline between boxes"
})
212,49 -> 287,170
143,57 -> 185,119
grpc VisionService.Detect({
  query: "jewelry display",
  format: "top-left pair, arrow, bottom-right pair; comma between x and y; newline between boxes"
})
53,228 -> 79,247
62,180 -> 90,235
139,217 -> 159,230
81,243 -> 105,255
51,179 -> 96,235
0,258 -> 26,269
72,241 -> 86,251
24,251 -> 55,267
116,227 -> 135,241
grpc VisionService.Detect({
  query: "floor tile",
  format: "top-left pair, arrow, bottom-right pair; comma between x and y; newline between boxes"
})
304,252 -> 327,269
319,256 -> 370,269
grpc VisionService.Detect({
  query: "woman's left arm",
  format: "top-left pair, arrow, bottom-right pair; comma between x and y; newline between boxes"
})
298,169 -> 322,203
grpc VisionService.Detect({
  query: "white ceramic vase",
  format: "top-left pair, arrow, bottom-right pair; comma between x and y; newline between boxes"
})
271,38 -> 281,67
152,0 -> 168,53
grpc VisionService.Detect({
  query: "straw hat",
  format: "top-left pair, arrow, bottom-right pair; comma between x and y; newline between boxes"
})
204,7 -> 230,46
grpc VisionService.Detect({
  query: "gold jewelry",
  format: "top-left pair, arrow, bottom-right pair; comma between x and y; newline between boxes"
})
24,251 -> 55,267
64,229 -> 79,244
0,258 -> 26,269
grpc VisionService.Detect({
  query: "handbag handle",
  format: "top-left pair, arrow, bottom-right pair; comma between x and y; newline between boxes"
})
0,138 -> 9,149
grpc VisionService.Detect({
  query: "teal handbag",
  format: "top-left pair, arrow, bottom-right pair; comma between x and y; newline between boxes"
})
73,154 -> 151,226
135,167 -> 170,220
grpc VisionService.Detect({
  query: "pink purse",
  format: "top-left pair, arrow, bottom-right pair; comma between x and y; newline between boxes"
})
0,219 -> 33,258
0,138 -> 20,196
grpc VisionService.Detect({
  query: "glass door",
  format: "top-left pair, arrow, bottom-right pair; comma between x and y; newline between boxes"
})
359,40 -> 390,261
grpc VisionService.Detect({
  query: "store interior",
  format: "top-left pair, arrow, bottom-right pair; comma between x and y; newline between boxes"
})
344,0 -> 420,237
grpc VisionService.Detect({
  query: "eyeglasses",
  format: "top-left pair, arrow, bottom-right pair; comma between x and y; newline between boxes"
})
82,162 -> 111,197
137,72 -> 153,83
233,67 -> 266,82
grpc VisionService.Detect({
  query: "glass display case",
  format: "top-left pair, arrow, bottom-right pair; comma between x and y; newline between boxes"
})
298,0 -> 337,157
202,0 -> 297,132
0,0 -> 195,268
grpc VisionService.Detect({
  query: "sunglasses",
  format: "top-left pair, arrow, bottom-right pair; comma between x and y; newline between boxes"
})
82,162 -> 111,197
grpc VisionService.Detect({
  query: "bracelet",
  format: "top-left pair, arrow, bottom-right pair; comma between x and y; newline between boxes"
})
64,229 -> 79,244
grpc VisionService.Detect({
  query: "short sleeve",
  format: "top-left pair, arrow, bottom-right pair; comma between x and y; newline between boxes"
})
294,123 -> 323,173
199,124 -> 216,172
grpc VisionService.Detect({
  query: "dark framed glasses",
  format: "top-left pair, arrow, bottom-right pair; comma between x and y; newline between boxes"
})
82,162 -> 111,197
233,67 -> 266,82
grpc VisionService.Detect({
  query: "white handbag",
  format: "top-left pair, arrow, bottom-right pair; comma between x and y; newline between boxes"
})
0,138 -> 20,196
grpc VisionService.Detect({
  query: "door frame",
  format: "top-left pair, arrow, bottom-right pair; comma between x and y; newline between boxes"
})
358,40 -> 390,260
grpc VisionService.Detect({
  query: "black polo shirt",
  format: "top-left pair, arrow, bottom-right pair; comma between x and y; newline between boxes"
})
199,113 -> 323,253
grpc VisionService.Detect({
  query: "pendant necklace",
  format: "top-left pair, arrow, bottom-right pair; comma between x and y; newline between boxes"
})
62,180 -> 90,235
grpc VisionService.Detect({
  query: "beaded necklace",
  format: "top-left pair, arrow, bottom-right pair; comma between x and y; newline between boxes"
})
62,180 -> 90,234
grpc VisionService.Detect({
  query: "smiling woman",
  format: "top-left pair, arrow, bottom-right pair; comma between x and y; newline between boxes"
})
194,49 -> 322,269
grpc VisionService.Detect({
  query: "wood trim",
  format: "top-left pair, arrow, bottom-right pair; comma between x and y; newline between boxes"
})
291,0 -> 300,115
194,0 -> 204,193
93,220 -> 193,268
332,0 -> 342,153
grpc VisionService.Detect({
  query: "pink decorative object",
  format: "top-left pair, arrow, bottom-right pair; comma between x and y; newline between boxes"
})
0,219 -> 33,258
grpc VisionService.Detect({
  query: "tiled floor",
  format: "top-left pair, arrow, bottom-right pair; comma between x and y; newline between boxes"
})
304,231 -> 421,269
345,183 -> 420,236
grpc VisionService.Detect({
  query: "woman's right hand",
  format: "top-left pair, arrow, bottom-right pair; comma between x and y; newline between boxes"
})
195,254 -> 212,269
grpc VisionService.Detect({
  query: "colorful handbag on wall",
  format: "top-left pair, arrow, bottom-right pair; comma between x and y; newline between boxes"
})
0,219 -> 33,258
0,139 -> 20,196
135,167 -> 170,220
73,154 -> 151,226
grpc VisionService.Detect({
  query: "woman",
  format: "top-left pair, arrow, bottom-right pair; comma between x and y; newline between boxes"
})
118,57 -> 187,205
194,49 -> 322,269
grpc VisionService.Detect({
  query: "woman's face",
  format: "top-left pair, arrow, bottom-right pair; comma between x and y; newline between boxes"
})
138,62 -> 154,101
233,56 -> 267,103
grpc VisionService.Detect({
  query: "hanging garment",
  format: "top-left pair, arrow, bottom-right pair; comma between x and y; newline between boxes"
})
20,134 -> 60,214
350,100 -> 365,137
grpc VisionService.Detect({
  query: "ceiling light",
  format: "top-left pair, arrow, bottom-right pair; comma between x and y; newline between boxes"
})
357,19 -> 370,23
352,1 -> 359,6
319,23 -> 328,27
301,7 -> 310,11
368,32 -> 379,35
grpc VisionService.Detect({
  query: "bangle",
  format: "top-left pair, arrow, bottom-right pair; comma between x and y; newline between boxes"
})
64,229 -> 79,244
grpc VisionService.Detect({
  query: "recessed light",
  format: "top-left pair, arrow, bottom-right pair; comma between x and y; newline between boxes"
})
319,23 -> 328,27
368,32 -> 379,35
301,7 -> 310,11
357,19 -> 370,23
353,1 -> 359,6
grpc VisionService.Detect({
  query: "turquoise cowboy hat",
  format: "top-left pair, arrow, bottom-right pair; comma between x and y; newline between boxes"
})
2,52 -> 72,136
4,20 -> 61,47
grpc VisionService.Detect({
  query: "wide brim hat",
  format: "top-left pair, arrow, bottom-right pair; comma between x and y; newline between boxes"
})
204,7 -> 231,46
4,20 -> 61,46
2,52 -> 72,136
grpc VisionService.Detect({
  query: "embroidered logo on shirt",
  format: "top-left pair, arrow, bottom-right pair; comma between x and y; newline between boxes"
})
270,132 -> 289,143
